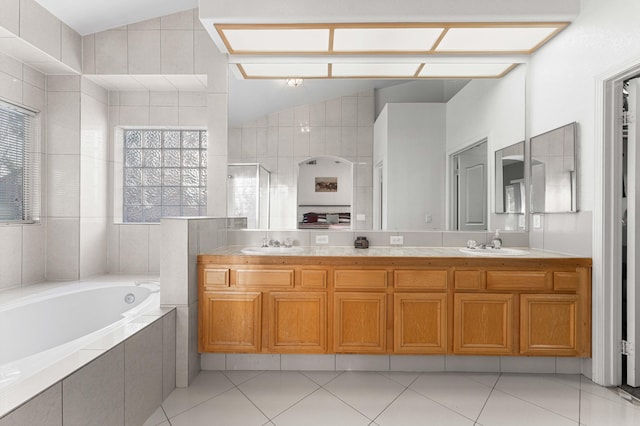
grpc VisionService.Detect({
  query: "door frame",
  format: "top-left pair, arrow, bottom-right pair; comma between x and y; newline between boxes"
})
595,57 -> 640,386
448,138 -> 489,231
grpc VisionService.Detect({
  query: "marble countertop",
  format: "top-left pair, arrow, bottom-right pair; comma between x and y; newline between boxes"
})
205,246 -> 588,259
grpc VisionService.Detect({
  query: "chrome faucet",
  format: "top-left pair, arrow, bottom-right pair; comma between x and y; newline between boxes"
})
269,239 -> 281,247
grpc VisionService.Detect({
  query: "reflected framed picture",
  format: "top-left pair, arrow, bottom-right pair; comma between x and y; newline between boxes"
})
315,177 -> 338,192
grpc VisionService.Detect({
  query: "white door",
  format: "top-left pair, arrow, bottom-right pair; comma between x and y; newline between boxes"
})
454,141 -> 488,231
626,78 -> 640,386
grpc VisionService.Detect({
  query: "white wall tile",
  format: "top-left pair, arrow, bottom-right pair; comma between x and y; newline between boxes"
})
0,226 -> 22,289
178,106 -> 206,126
390,355 -> 446,372
124,320 -> 163,426
47,154 -> 80,217
47,75 -> 81,93
119,91 -> 150,106
22,223 -> 45,285
80,218 -> 107,278
19,0 -> 61,60
201,353 -> 226,370
128,17 -> 160,31
161,9 -> 194,30
0,70 -> 23,104
225,354 -> 281,370
47,218 -> 80,280
162,309 -> 177,399
281,355 -> 336,371
47,91 -> 80,155
106,222 -> 120,273
160,31 -> 194,74
500,356 -> 556,373
148,224 -> 161,274
128,30 -> 161,74
335,355 -> 390,371
62,344 -> 125,425
174,305 -> 189,387
0,382 -> 62,425
119,224 -> 149,273
22,64 -> 45,90
61,23 -> 82,72
82,35 -> 96,74
0,0 -> 20,36
325,98 -> 342,126
150,106 -> 179,126
0,52 -> 21,79
21,82 -> 45,112
179,91 -> 207,107
340,126 -> 357,157
194,30 -> 217,74
159,219 -> 189,305
150,91 -> 179,106
118,106 -> 149,126
357,96 -> 375,126
95,30 -> 128,74
341,97 -> 358,126
445,355 -> 500,372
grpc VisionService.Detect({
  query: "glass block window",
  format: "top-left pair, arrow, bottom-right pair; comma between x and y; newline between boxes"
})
0,100 -> 40,223
123,129 -> 207,223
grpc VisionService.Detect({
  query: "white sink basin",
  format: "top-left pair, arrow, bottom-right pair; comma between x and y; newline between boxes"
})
241,246 -> 305,255
459,247 -> 529,256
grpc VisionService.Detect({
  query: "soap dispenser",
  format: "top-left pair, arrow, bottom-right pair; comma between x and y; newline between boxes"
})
491,229 -> 502,249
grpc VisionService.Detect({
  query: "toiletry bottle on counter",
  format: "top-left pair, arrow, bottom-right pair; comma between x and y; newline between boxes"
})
492,229 -> 502,249
354,236 -> 369,249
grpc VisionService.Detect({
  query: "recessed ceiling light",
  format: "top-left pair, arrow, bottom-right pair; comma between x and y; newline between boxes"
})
332,27 -> 444,52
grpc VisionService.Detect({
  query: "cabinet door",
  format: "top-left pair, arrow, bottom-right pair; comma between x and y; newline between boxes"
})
199,291 -> 261,352
520,294 -> 580,356
394,293 -> 447,353
334,293 -> 386,353
454,293 -> 514,355
268,292 -> 327,353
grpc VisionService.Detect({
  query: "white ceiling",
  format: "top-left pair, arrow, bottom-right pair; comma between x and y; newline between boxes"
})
33,0 -> 198,35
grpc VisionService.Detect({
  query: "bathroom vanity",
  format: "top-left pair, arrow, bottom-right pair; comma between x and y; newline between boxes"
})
197,248 -> 591,358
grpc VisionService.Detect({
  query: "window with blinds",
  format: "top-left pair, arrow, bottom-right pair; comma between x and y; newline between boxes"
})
123,129 -> 207,223
0,100 -> 40,223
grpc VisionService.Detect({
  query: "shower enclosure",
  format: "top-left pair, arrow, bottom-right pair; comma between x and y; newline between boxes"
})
227,163 -> 270,229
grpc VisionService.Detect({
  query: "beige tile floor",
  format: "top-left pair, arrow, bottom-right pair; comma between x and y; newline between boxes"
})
143,371 -> 640,426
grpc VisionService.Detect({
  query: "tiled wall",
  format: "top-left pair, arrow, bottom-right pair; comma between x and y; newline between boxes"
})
107,90 -> 208,274
82,8 -> 213,75
0,0 -> 82,72
228,91 -> 375,229
46,76 -> 109,280
0,52 -> 46,291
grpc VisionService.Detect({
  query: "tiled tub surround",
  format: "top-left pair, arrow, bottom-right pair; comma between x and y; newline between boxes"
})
0,276 -> 176,425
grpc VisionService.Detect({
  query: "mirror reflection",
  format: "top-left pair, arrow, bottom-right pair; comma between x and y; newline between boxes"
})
227,64 -> 526,230
495,141 -> 525,214
530,122 -> 577,213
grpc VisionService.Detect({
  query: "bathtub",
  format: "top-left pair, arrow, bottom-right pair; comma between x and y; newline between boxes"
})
0,279 -> 160,393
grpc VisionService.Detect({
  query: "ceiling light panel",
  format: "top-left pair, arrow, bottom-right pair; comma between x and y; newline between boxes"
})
222,28 -> 329,53
332,63 -> 421,78
436,26 -> 562,53
332,27 -> 444,52
418,63 -> 514,78
240,63 -> 328,78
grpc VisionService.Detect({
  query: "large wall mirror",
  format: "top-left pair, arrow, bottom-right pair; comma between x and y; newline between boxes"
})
530,122 -> 577,213
227,64 -> 526,231
495,141 -> 525,214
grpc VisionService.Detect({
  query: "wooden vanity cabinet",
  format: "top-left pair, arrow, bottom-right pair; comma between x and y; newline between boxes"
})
198,256 -> 591,358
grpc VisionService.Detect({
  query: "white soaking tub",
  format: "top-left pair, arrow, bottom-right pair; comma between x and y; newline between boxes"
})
0,279 -> 160,393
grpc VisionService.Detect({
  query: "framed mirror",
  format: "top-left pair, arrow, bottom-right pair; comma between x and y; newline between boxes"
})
495,141 -> 525,214
530,122 -> 577,213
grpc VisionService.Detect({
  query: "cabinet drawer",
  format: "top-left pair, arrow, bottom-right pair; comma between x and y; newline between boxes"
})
300,270 -> 327,288
334,270 -> 387,289
395,270 -> 447,290
454,270 -> 484,290
554,272 -> 579,291
203,268 -> 229,288
235,269 -> 294,288
486,271 -> 550,291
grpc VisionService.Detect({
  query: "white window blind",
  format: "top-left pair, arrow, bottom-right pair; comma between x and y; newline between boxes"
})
0,99 -> 40,223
